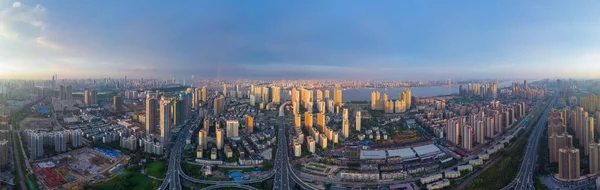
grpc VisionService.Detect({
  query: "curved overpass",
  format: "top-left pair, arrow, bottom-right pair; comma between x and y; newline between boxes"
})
201,183 -> 260,190
277,101 -> 317,189
178,102 -> 289,186
279,101 -> 289,117
161,101 -> 315,190
179,169 -> 274,185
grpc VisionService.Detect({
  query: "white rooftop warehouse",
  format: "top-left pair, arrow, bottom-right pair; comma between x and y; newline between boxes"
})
412,144 -> 442,159
360,150 -> 387,160
387,148 -> 417,161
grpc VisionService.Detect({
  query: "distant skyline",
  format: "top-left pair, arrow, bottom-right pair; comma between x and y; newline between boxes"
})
2,1 -> 600,80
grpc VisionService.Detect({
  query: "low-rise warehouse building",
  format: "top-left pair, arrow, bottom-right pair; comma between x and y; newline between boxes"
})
469,158 -> 483,166
340,170 -> 380,181
381,171 -> 409,180
426,179 -> 450,190
360,150 -> 387,160
413,144 -> 443,160
387,148 -> 418,162
478,153 -> 489,161
420,173 -> 443,184
457,164 -> 473,172
444,170 -> 460,179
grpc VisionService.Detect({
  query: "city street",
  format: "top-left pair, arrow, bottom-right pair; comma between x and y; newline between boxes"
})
504,97 -> 555,190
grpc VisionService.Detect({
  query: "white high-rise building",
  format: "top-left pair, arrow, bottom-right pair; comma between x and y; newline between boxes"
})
226,120 -> 239,138
292,101 -> 299,115
271,86 -> 281,104
249,94 -> 256,106
198,129 -> 207,150
320,133 -> 327,149
356,111 -> 361,131
327,99 -> 334,114
262,87 -> 270,103
293,140 -> 301,157
71,129 -> 83,148
474,120 -> 485,144
153,142 -> 164,155
342,119 -> 349,138
318,101 -> 326,113
55,132 -> 67,153
343,108 -> 348,121
462,125 -> 473,151
216,128 -> 224,150
160,98 -> 171,145
146,94 -> 157,135
306,136 -> 316,153
120,135 -> 138,151
30,133 -> 44,159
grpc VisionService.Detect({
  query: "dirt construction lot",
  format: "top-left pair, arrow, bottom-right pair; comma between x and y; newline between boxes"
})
20,117 -> 53,130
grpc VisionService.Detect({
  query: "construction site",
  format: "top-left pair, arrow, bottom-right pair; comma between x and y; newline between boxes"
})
32,148 -> 129,189
19,117 -> 53,131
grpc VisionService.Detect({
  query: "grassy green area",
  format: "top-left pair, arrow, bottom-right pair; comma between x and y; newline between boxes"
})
452,96 -> 484,104
534,126 -> 550,190
261,160 -> 273,171
537,127 -> 549,175
534,175 -> 549,190
181,162 -> 205,179
10,102 -> 40,190
466,103 -> 549,190
88,171 -> 160,190
249,181 -> 273,189
466,130 -> 528,190
12,132 -> 38,190
368,110 -> 384,119
26,174 -> 39,190
218,167 -> 256,173
144,161 -> 167,179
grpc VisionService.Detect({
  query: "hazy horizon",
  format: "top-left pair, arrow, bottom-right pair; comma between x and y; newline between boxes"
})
2,0 -> 600,80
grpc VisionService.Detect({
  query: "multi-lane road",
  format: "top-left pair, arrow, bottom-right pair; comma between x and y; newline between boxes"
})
159,104 -> 295,190
201,183 -> 260,190
273,102 -> 292,189
276,102 -> 316,190
157,101 -> 317,190
159,115 -> 201,190
503,97 -> 556,190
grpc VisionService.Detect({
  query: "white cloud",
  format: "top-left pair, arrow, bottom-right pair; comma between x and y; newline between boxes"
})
0,2 -> 46,40
0,24 -> 18,39
0,2 -> 61,52
34,36 -> 62,50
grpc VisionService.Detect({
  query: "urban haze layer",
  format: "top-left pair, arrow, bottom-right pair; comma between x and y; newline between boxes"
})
2,1 -> 600,190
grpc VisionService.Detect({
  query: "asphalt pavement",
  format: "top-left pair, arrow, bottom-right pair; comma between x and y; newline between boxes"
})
503,97 -> 555,190
273,102 -> 292,189
160,102 -> 313,190
159,115 -> 200,190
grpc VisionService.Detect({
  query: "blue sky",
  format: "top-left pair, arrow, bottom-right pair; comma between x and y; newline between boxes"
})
1,0 -> 600,80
